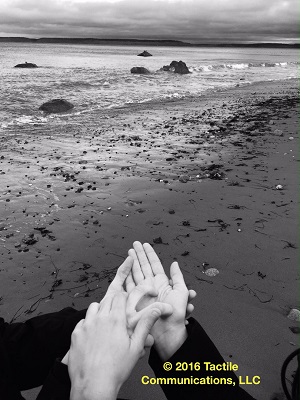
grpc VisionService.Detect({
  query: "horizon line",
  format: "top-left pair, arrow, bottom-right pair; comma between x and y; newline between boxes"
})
0,36 -> 299,47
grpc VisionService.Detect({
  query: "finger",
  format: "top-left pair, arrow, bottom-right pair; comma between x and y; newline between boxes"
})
125,271 -> 136,293
186,303 -> 194,318
111,292 -> 127,325
133,241 -> 154,278
144,334 -> 154,348
188,289 -> 197,301
129,302 -> 173,328
74,319 -> 85,330
142,243 -> 164,275
107,256 -> 133,293
139,348 -> 146,359
131,307 -> 162,350
98,293 -> 115,315
84,302 -> 100,323
170,262 -> 187,292
127,280 -> 157,315
128,248 -> 144,284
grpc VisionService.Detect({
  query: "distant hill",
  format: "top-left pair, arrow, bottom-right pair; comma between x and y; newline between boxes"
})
0,37 -> 298,48
0,37 -> 189,46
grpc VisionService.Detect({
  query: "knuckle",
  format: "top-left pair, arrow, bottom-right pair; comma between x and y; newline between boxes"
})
88,302 -> 99,310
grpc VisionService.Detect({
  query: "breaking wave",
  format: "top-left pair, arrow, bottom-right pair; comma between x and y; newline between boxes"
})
190,61 -> 299,72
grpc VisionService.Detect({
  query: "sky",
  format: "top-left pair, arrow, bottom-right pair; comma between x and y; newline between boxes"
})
0,0 -> 298,43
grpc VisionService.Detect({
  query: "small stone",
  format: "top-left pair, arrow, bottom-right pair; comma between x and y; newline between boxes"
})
179,175 -> 189,183
287,309 -> 300,322
289,137 -> 294,140
275,185 -> 283,190
272,129 -> 283,136
204,268 -> 219,277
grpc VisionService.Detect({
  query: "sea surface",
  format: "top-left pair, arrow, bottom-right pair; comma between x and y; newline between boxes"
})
0,43 -> 298,131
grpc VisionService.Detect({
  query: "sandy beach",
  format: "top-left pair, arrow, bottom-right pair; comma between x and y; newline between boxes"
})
0,78 -> 298,399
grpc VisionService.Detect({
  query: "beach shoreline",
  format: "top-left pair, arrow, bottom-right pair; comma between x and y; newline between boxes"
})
0,78 -> 298,399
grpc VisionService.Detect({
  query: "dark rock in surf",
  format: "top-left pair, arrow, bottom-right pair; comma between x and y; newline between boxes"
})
130,67 -> 150,74
14,62 -> 38,68
39,99 -> 74,113
137,50 -> 152,57
162,60 -> 190,74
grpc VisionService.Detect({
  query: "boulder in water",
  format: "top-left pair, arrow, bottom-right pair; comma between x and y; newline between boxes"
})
162,60 -> 190,74
14,62 -> 38,68
39,99 -> 74,113
130,67 -> 150,74
137,50 -> 152,57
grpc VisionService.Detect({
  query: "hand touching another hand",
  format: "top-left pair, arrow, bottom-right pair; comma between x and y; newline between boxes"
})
62,255 -> 163,365
68,292 -> 172,400
126,241 -> 196,361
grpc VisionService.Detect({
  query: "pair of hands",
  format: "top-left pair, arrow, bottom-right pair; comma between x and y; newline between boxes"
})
65,242 -> 196,400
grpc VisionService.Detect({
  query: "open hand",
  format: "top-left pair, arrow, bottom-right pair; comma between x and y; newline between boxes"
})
125,241 -> 196,360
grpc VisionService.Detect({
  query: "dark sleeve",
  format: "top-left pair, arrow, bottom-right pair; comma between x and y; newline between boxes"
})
36,359 -> 71,400
0,338 -> 26,400
149,318 -> 256,400
0,308 -> 86,392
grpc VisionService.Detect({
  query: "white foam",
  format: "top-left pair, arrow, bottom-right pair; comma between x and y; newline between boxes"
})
5,115 -> 49,126
226,63 -> 249,69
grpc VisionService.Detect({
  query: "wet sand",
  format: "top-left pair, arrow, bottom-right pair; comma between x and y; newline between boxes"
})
0,79 -> 298,399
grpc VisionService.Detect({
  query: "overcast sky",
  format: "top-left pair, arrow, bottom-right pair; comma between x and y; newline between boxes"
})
0,0 -> 298,43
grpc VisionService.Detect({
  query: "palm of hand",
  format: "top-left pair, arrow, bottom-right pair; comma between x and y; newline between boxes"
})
135,273 -> 188,340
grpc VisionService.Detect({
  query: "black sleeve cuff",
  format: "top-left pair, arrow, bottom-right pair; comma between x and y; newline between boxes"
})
36,359 -> 70,400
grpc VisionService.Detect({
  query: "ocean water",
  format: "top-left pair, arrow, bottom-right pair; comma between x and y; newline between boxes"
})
0,43 -> 298,131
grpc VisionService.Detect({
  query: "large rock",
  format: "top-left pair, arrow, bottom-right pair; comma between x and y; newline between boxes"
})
39,99 -> 74,113
162,60 -> 190,74
14,62 -> 38,68
130,67 -> 150,74
137,50 -> 152,57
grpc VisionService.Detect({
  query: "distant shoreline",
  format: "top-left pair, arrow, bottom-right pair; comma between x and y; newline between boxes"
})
0,37 -> 299,48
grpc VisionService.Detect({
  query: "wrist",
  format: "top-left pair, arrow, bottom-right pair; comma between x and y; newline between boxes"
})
153,324 -> 187,361
70,384 -> 119,400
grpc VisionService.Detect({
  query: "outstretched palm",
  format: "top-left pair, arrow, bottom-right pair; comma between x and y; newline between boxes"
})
125,242 -> 195,360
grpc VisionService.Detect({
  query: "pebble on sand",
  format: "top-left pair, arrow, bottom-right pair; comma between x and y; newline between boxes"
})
287,309 -> 300,322
179,175 -> 189,183
204,268 -> 219,277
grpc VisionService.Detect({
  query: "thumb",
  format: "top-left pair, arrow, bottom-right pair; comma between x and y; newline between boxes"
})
129,302 -> 173,328
105,256 -> 133,297
170,261 -> 187,291
131,307 -> 162,351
